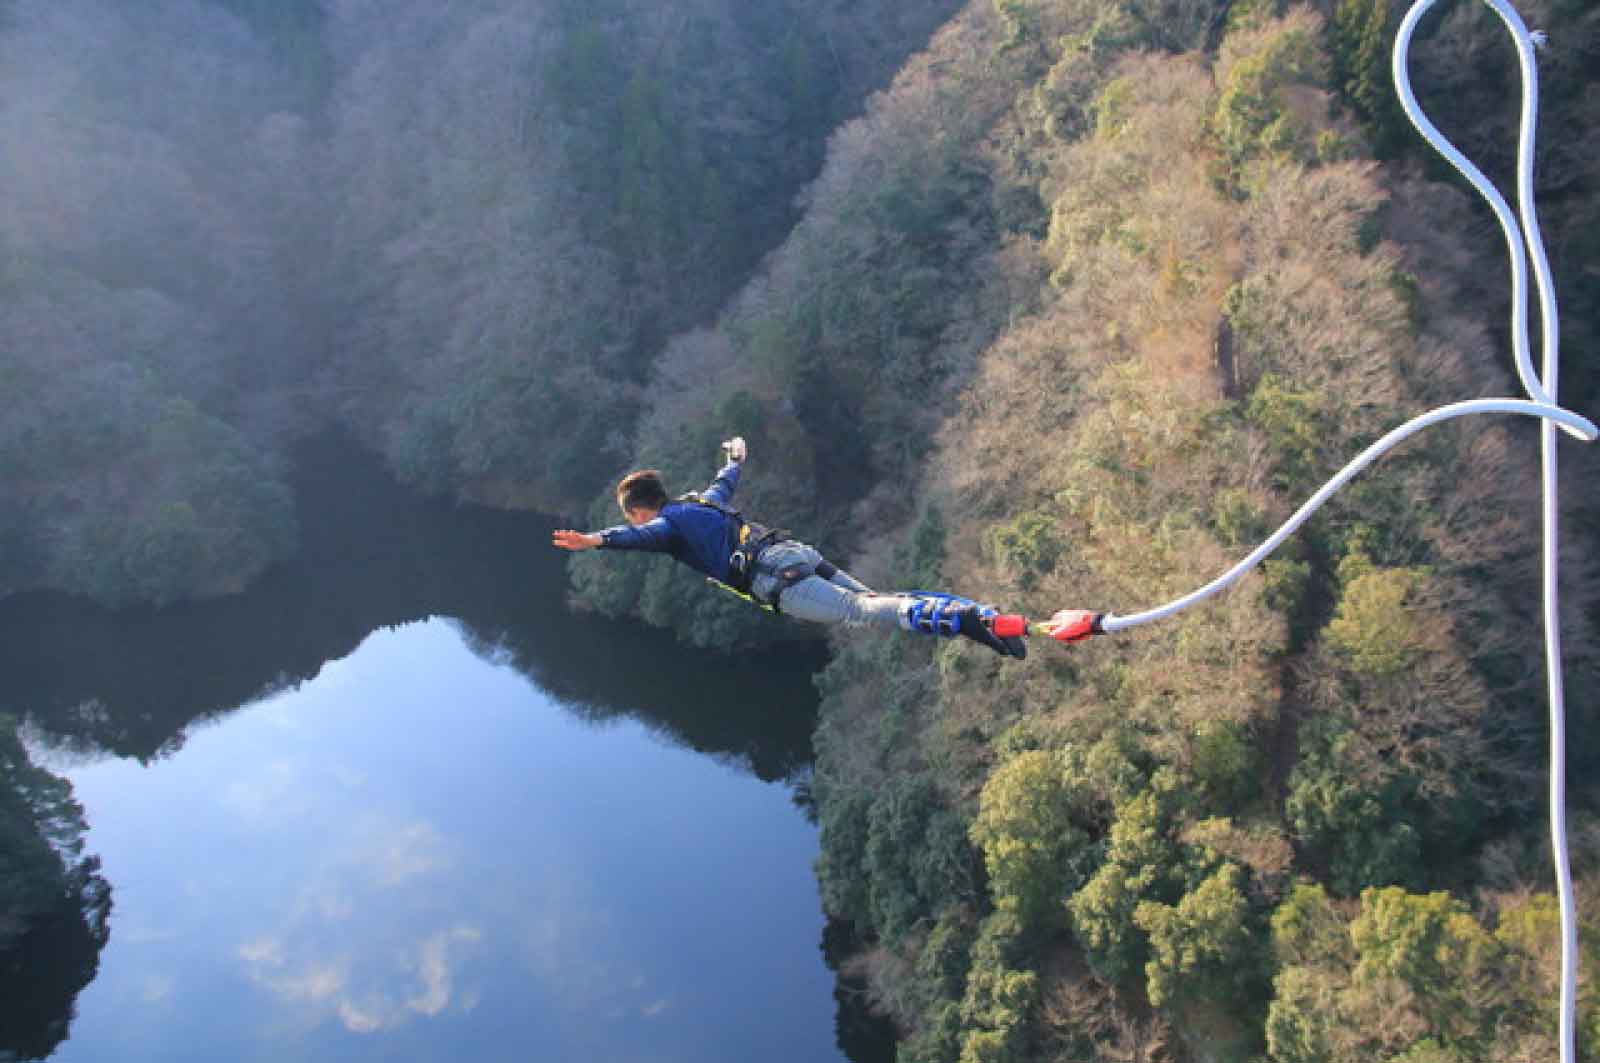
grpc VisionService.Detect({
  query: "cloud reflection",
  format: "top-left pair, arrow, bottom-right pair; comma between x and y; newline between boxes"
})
408,927 -> 483,1017
140,974 -> 175,1004
223,758 -> 306,822
372,819 -> 447,887
234,810 -> 482,1036
237,925 -> 484,1035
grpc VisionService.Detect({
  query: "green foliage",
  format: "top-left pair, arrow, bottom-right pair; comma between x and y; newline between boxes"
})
919,911 -> 979,1003
1211,487 -> 1269,547
1324,565 -> 1425,677
1067,787 -> 1191,985
617,70 -> 688,265
567,545 -> 652,621
1226,0 -> 1285,34
957,913 -> 1038,1063
0,368 -> 298,606
727,2 -> 1599,1061
1069,860 -> 1148,985
1264,962 -> 1344,1063
1495,893 -> 1600,1060
983,510 -> 1064,590
1134,862 -> 1257,1009
1285,716 -> 1423,895
745,315 -> 812,394
895,505 -> 949,589
1330,0 -> 1406,156
0,717 -> 112,1061
0,729 -> 70,926
970,750 -> 1096,932
1245,373 -> 1327,493
1190,720 -> 1262,810
807,757 -> 984,951
1270,884 -> 1350,968
1387,1040 -> 1466,1063
1092,75 -> 1139,139
1352,888 -> 1506,1052
1211,12 -> 1331,190
1268,883 -> 1597,1062
1108,781 -> 1182,871
777,29 -> 831,135
1260,556 -> 1311,616
902,999 -> 964,1063
866,774 -> 982,941
816,783 -> 875,928
993,0 -> 1042,51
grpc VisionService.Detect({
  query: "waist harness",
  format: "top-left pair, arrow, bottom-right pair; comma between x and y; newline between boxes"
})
676,492 -> 786,595
677,493 -> 833,610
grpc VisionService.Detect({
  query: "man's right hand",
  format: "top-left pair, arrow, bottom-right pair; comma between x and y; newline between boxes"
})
552,530 -> 601,551
721,436 -> 747,463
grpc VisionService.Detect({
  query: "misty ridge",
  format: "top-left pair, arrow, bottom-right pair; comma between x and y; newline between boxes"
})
0,0 -> 964,607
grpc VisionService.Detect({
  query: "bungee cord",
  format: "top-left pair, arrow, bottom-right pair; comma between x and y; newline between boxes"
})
994,396 -> 1594,639
1393,0 -> 1564,413
1391,4 -> 1585,1059
1099,398 -> 1593,632
989,1 -> 1590,1055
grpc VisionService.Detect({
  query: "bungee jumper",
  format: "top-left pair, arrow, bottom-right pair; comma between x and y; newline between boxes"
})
560,0 -> 1592,1050
552,436 -> 1032,658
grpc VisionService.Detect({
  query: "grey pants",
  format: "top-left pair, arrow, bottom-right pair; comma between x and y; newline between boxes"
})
747,541 -> 906,632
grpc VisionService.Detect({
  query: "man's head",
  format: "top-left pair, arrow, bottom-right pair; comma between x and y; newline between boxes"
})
616,469 -> 669,525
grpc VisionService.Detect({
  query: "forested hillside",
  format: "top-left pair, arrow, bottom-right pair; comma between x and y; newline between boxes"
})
0,1 -> 313,605
0,0 -> 962,605
4,0 -> 1600,1058
314,0 -> 966,508
571,0 -> 1600,1059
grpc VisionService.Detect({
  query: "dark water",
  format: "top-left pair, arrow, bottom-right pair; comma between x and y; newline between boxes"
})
0,435 -> 893,1063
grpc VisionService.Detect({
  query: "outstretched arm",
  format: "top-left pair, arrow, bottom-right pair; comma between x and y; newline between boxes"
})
703,436 -> 747,506
553,517 -> 678,553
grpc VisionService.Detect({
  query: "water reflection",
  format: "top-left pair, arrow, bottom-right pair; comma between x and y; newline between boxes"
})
35,619 -> 844,1063
0,433 -> 893,1062
0,431 -> 823,779
0,858 -> 110,1061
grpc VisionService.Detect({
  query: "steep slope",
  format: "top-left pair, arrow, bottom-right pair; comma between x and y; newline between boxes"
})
571,0 -> 1600,1058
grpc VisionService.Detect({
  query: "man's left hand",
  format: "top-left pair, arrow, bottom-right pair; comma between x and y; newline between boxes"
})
552,530 -> 601,551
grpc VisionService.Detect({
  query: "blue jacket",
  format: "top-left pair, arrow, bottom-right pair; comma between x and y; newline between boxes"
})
597,461 -> 745,583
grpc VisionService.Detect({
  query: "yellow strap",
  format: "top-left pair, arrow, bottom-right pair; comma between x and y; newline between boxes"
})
706,577 -> 777,613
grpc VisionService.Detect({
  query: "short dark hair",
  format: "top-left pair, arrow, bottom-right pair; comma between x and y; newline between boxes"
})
616,469 -> 669,512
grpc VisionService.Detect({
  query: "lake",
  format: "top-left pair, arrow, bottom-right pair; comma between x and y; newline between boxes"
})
0,435 -> 891,1063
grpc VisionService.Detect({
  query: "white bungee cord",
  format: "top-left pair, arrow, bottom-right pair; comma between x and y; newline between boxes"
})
1076,1 -> 1589,1055
1100,397 -> 1595,632
1392,3 -> 1584,1059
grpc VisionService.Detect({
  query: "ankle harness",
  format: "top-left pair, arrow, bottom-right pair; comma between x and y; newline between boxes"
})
902,593 -> 993,636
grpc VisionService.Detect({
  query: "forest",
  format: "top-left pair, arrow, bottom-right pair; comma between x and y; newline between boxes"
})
3,0 -> 1600,1059
570,0 -> 1600,1059
0,0 -> 964,605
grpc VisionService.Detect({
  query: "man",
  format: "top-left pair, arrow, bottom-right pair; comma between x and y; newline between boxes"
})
552,437 -> 1025,658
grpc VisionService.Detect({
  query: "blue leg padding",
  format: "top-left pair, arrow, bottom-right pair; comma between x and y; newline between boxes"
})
904,592 -> 994,638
